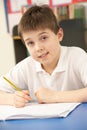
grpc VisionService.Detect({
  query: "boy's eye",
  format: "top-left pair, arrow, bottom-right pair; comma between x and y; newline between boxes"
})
26,41 -> 34,46
41,36 -> 48,41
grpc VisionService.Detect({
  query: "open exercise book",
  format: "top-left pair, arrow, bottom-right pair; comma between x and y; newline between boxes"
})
0,103 -> 80,120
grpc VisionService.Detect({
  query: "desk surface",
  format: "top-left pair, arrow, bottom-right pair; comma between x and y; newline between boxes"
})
0,103 -> 87,130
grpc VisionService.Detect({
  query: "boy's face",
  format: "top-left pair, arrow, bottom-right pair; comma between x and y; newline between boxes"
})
23,28 -> 63,67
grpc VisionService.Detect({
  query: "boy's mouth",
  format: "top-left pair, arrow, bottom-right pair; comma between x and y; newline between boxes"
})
38,52 -> 49,59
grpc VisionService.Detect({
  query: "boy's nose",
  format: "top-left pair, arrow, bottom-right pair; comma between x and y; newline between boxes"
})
35,43 -> 44,51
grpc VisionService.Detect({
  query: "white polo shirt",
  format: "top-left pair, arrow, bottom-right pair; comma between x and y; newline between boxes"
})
0,46 -> 87,100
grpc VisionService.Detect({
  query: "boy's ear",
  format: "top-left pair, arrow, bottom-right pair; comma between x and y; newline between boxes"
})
57,28 -> 64,42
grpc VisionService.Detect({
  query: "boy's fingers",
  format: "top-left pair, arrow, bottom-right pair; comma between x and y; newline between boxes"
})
24,94 -> 32,101
23,90 -> 30,95
15,90 -> 33,103
23,90 -> 33,101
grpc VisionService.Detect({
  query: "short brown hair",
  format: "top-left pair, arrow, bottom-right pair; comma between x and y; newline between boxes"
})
18,5 -> 59,40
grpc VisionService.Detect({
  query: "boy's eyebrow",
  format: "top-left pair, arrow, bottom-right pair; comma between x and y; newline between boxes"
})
38,32 -> 48,35
24,32 -> 48,42
24,38 -> 31,42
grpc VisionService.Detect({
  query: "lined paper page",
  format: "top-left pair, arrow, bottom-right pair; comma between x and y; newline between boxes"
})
0,103 -> 80,120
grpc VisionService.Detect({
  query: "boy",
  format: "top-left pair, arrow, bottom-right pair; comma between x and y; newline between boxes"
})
0,5 -> 87,108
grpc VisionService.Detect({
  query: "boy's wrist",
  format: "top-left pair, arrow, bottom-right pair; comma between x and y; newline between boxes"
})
53,91 -> 65,103
4,93 -> 14,106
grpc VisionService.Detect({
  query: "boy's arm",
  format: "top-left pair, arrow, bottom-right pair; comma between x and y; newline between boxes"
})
35,87 -> 87,103
0,91 -> 14,105
0,90 -> 32,107
55,88 -> 87,102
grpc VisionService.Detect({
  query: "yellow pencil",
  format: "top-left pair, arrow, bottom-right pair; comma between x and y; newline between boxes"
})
3,76 -> 22,91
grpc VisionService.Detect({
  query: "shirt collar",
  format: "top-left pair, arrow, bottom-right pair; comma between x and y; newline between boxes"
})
54,45 -> 67,73
34,60 -> 44,72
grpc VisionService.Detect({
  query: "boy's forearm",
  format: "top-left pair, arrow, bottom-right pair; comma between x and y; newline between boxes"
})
35,87 -> 87,103
0,91 -> 14,105
55,88 -> 87,103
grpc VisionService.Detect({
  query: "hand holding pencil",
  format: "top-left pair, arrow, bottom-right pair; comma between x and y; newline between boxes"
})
3,77 -> 32,108
14,90 -> 32,108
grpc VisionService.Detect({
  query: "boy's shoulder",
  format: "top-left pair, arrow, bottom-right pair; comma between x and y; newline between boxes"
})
61,45 -> 86,55
60,45 -> 87,62
14,56 -> 35,69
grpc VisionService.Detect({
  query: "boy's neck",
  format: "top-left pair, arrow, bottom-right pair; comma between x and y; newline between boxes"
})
41,51 -> 61,75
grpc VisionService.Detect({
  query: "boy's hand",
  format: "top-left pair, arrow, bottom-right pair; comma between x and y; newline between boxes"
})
13,90 -> 32,108
35,87 -> 57,104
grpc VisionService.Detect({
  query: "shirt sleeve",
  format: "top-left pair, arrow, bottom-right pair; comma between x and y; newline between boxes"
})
0,61 -> 28,93
73,47 -> 87,87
